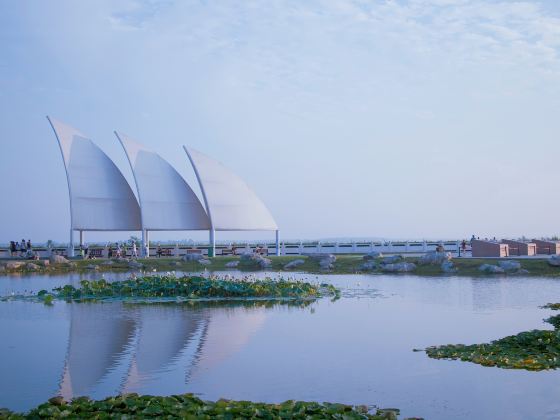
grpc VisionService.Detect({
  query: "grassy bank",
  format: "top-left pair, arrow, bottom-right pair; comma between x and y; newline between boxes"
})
0,393 -> 419,419
2,255 -> 560,277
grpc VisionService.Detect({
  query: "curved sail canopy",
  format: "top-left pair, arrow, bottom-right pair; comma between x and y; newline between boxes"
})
116,132 -> 210,231
47,117 -> 141,231
184,147 -> 278,231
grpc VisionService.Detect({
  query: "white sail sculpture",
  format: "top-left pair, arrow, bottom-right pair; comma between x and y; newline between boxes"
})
115,132 -> 210,256
184,147 -> 279,256
47,117 -> 142,256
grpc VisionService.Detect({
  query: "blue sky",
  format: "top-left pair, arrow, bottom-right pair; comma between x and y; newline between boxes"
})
1,0 -> 560,244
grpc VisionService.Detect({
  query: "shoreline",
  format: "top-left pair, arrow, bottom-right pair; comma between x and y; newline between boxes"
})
2,255 -> 560,277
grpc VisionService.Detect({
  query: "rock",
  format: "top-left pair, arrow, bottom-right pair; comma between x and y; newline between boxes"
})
26,263 -> 40,271
382,255 -> 403,264
363,251 -> 383,261
239,253 -> 272,269
183,253 -> 204,261
37,260 -> 50,267
172,261 -> 182,267
305,254 -> 336,270
102,260 -> 114,266
69,262 -> 77,268
479,264 -> 505,274
85,264 -> 99,270
548,255 -> 560,267
284,259 -> 305,270
515,268 -> 530,275
225,261 -> 239,268
497,260 -> 522,272
0,265 -> 5,273
49,255 -> 69,264
5,262 -> 24,270
128,261 -> 143,269
198,259 -> 211,266
382,262 -> 416,272
441,261 -> 457,273
359,261 -> 377,271
419,251 -> 451,265
259,258 -> 272,269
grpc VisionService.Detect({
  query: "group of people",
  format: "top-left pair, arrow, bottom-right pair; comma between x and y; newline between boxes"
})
9,239 -> 35,258
107,241 -> 138,259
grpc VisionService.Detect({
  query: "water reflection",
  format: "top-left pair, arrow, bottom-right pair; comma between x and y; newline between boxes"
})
53,300 -> 311,401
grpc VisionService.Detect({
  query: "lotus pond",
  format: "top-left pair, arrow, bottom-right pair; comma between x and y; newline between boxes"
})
2,271 -> 560,419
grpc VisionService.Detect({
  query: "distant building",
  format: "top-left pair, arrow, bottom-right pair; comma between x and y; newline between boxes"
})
471,239 -> 509,258
532,239 -> 560,255
501,239 -> 536,256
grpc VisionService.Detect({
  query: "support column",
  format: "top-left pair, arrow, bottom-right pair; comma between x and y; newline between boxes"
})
145,230 -> 150,258
209,229 -> 215,257
275,230 -> 280,256
142,229 -> 147,257
79,230 -> 84,247
68,228 -> 75,257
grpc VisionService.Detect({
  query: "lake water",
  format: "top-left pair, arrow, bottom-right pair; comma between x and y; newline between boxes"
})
1,271 -> 560,419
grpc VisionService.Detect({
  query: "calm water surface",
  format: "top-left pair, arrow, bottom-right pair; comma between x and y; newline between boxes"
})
1,271 -> 560,420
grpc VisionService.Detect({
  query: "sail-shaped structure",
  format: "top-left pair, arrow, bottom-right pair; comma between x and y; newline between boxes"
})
116,132 -> 210,256
184,146 -> 279,256
47,117 -> 141,256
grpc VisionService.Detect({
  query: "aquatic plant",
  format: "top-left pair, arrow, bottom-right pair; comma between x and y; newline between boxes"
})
0,394 -> 418,419
425,303 -> 560,371
1,275 -> 339,303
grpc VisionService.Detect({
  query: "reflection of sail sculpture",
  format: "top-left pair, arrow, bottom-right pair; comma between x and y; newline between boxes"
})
59,304 -> 268,397
121,306 -> 206,393
187,307 -> 267,380
59,304 -> 135,400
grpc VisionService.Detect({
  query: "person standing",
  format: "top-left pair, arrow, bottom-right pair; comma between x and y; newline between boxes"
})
20,239 -> 26,257
10,241 -> 16,257
132,241 -> 138,258
26,239 -> 32,252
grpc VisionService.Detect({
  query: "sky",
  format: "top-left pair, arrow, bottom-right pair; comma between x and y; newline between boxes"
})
1,0 -> 560,244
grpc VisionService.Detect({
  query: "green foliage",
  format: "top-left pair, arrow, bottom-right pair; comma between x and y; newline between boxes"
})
0,394 -> 417,419
425,303 -> 560,371
43,275 -> 340,302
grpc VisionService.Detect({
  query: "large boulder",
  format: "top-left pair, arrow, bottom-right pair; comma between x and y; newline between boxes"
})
359,261 -> 377,271
363,251 -> 383,261
284,259 -> 305,270
86,264 -> 99,270
225,261 -> 239,268
26,263 -> 40,271
198,259 -> 211,266
497,260 -> 522,272
419,251 -> 451,265
382,262 -> 416,272
382,255 -> 403,264
441,261 -> 457,273
306,254 -> 336,270
549,255 -> 560,267
240,253 -> 272,269
50,255 -> 69,264
479,264 -> 505,274
102,260 -> 114,266
5,262 -> 24,270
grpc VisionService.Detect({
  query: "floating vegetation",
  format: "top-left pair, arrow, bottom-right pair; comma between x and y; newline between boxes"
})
0,394 -> 419,419
1,275 -> 340,304
424,303 -> 560,371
